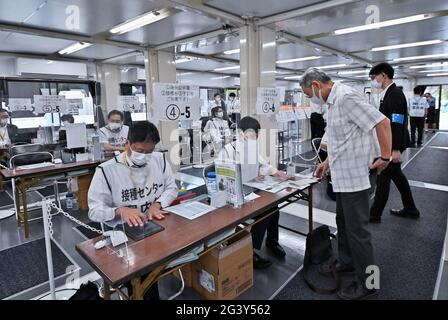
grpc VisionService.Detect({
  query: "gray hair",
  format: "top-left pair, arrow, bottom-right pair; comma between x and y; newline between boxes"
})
299,68 -> 332,88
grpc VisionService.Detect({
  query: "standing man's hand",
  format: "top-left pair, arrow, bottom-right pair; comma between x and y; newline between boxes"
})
369,158 -> 390,175
315,158 -> 330,179
391,150 -> 401,163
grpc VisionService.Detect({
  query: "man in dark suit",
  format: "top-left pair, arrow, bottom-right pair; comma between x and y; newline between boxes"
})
368,63 -> 419,223
0,108 -> 20,166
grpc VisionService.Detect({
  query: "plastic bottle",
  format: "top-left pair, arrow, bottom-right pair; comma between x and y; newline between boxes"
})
66,193 -> 73,209
206,172 -> 217,197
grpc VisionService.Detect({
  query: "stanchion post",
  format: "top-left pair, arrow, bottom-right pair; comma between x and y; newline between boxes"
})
42,198 -> 56,300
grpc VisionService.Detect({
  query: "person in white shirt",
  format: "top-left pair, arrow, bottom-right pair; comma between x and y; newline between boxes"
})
226,92 -> 241,125
408,86 -> 429,147
300,68 -> 392,300
218,116 -> 289,269
98,110 -> 129,153
208,93 -> 228,119
203,106 -> 232,154
88,121 -> 178,300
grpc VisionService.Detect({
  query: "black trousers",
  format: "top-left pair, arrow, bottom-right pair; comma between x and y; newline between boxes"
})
310,112 -> 326,139
410,117 -> 425,145
251,209 -> 279,250
370,161 -> 417,218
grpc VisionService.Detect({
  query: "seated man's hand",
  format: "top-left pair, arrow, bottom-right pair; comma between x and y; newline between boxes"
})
147,202 -> 169,221
274,171 -> 292,180
116,208 -> 147,227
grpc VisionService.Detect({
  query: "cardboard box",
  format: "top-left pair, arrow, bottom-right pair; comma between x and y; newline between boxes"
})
192,230 -> 253,300
173,263 -> 193,288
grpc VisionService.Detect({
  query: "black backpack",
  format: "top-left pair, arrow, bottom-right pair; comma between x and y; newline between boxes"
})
69,282 -> 103,300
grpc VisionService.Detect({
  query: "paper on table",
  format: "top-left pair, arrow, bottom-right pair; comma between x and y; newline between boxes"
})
244,178 -> 290,193
165,201 -> 216,220
244,192 -> 260,201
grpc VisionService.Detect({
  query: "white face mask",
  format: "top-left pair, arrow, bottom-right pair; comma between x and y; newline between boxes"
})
62,121 -> 69,126
0,118 -> 8,126
371,75 -> 383,89
129,147 -> 153,167
216,112 -> 224,118
109,122 -> 122,131
310,85 -> 326,106
215,97 -> 221,103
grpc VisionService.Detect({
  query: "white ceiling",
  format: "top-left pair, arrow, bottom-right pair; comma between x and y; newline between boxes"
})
0,0 -> 447,80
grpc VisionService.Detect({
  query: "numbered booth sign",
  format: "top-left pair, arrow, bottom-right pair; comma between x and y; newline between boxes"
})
117,96 -> 142,112
33,95 -> 67,114
7,98 -> 34,112
256,87 -> 280,115
153,83 -> 200,121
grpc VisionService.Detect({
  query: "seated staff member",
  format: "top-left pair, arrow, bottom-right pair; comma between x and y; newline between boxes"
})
227,92 -> 241,125
58,114 -> 74,143
218,116 -> 289,269
99,110 -> 129,153
88,121 -> 178,300
203,106 -> 232,154
0,108 -> 19,147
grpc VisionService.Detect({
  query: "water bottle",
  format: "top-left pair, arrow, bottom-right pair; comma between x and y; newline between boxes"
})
206,172 -> 217,197
66,193 -> 73,209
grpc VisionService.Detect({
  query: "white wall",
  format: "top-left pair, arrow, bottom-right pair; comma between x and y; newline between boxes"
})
417,76 -> 448,86
0,57 -> 16,77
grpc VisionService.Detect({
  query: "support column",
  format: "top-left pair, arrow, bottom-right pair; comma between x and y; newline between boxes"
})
240,25 -> 278,166
144,48 -> 180,170
96,63 -> 121,115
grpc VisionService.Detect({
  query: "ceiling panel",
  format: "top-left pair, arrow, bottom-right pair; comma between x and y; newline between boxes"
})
313,17 -> 448,54
182,37 -> 240,55
69,44 -> 136,60
278,0 -> 448,38
176,59 -> 237,72
206,0 -> 323,18
111,11 -> 222,45
0,0 -> 167,36
0,30 -> 74,54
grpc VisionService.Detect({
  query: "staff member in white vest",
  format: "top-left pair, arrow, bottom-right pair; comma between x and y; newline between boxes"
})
408,86 -> 429,148
88,121 -> 178,299
99,110 -> 129,153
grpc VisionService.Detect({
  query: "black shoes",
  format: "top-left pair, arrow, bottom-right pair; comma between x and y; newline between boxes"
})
266,241 -> 286,258
369,216 -> 381,223
337,281 -> 378,300
390,208 -> 420,219
253,253 -> 272,269
319,262 -> 355,275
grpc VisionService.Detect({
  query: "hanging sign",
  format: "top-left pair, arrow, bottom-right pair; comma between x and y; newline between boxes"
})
256,87 -> 280,115
153,83 -> 200,121
7,98 -> 34,112
117,96 -> 143,112
33,95 -> 67,113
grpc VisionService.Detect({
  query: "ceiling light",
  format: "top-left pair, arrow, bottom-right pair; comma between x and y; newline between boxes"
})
418,69 -> 448,73
427,73 -> 448,77
371,39 -> 443,51
211,76 -> 231,80
393,53 -> 448,62
110,9 -> 172,35
284,75 -> 302,80
338,70 -> 370,75
58,42 -> 92,55
316,64 -> 348,69
276,56 -> 321,64
174,58 -> 191,64
178,72 -> 193,76
262,41 -> 276,48
409,63 -> 448,69
334,14 -> 431,35
223,49 -> 240,55
214,66 -> 240,71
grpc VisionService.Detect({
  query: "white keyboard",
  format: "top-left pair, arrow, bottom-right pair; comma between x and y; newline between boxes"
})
17,162 -> 55,170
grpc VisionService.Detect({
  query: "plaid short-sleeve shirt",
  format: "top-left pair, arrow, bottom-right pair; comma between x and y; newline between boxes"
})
323,83 -> 385,193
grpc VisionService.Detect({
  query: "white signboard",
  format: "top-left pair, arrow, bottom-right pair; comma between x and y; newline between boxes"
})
33,95 -> 67,113
256,87 -> 280,115
117,96 -> 143,112
7,98 -> 33,112
66,98 -> 83,114
153,83 -> 200,121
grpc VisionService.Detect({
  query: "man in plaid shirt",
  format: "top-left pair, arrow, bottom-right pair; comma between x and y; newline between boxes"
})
299,68 -> 392,300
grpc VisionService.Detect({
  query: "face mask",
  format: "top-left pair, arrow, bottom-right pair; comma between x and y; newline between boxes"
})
371,75 -> 383,89
310,85 -> 326,106
229,97 -> 234,101
215,97 -> 221,103
62,121 -> 69,126
216,112 -> 224,118
0,118 -> 8,126
109,122 -> 122,131
129,149 -> 147,167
